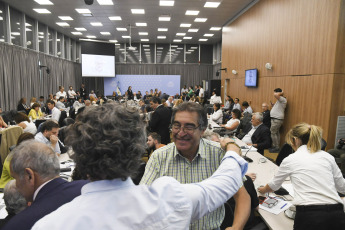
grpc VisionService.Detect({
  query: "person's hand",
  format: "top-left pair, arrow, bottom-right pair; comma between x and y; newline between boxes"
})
246,172 -> 256,181
258,185 -> 266,194
50,135 -> 58,145
220,138 -> 241,155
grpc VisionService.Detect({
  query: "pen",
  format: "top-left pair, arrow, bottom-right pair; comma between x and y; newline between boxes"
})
280,203 -> 287,209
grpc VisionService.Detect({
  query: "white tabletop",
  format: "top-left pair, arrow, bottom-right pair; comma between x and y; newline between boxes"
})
234,138 -> 294,230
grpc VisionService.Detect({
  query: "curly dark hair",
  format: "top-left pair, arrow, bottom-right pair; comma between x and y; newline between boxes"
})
65,102 -> 146,181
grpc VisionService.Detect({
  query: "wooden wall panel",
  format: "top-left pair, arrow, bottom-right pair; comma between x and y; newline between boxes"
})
221,0 -> 345,148
226,74 -> 333,146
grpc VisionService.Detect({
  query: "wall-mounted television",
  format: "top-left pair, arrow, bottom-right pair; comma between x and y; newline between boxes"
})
82,54 -> 115,77
245,69 -> 258,87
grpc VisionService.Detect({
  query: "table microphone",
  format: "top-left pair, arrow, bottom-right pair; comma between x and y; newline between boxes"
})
243,145 -> 253,163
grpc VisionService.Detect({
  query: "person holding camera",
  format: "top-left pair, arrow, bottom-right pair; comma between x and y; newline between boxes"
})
328,138 -> 345,175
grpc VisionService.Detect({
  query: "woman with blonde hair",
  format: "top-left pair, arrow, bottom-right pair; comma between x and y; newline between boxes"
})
173,99 -> 183,108
30,97 -> 37,107
258,123 -> 345,230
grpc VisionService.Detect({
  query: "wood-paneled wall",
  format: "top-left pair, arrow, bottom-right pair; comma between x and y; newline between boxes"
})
221,0 -> 345,149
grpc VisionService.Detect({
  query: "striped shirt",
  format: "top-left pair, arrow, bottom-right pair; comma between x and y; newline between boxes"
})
140,138 -> 226,230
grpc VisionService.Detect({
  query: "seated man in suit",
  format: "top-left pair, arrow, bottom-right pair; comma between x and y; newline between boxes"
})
241,112 -> 271,155
0,180 -> 28,228
2,141 -> 88,230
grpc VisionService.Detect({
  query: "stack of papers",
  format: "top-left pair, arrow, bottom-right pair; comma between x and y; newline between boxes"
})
259,197 -> 292,215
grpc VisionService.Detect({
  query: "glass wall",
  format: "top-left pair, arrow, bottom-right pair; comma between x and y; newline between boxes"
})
141,44 -> 154,64
9,7 -> 22,46
0,3 -> 5,43
171,44 -> 184,64
126,43 -> 140,63
156,44 -> 169,64
48,27 -> 54,55
57,32 -> 62,57
38,22 -> 46,52
25,16 -> 34,50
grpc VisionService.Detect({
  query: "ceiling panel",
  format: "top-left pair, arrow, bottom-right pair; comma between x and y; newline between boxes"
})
1,0 -> 256,44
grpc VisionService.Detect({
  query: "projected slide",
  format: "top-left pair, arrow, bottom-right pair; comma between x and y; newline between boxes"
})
104,75 -> 181,96
82,54 -> 115,77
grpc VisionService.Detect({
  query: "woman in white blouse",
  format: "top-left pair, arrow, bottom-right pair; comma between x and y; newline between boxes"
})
258,123 -> 345,230
14,112 -> 37,135
221,109 -> 241,131
209,103 -> 223,124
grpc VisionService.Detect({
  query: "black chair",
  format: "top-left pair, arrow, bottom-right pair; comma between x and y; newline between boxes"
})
275,144 -> 294,166
58,111 -> 67,127
69,107 -> 76,120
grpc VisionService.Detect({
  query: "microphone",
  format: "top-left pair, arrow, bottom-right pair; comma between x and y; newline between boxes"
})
243,145 -> 253,163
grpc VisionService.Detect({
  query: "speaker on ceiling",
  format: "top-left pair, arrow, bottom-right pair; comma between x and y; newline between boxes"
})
84,0 -> 94,5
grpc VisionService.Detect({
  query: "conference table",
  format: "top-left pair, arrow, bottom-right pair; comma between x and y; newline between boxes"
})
233,138 -> 294,230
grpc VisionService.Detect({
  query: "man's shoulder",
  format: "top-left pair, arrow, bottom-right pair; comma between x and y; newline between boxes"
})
152,143 -> 175,157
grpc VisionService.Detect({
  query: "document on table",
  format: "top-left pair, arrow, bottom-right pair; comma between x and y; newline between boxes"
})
259,198 -> 292,215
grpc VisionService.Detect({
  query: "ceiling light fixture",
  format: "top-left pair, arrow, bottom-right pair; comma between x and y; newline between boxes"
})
97,0 -> 114,5
34,0 -> 54,5
100,32 -> 111,35
136,22 -> 147,26
199,38 -> 208,41
131,9 -> 145,14
188,29 -> 199,32
210,27 -> 221,31
180,23 -> 191,27
185,10 -> 199,15
204,2 -> 221,8
90,22 -> 103,26
71,32 -> 82,35
157,36 -> 166,39
58,16 -> 73,20
159,1 -> 174,6
139,32 -> 148,35
183,37 -> 192,39
75,27 -> 87,31
204,33 -> 214,37
158,28 -> 168,31
75,9 -> 92,14
33,9 -> 51,14
195,18 -> 207,22
56,22 -> 70,27
108,16 -> 122,20
176,33 -> 186,36
159,15 -> 171,21
141,39 -> 149,41
116,28 -> 127,31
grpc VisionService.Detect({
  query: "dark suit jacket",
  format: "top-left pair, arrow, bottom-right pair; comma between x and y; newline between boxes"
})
251,124 -> 272,155
149,105 -> 172,145
2,178 -> 88,230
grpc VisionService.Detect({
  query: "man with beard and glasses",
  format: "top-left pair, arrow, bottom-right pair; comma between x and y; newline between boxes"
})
141,102 -> 250,230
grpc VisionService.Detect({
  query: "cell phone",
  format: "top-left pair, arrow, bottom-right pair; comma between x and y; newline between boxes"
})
258,196 -> 266,204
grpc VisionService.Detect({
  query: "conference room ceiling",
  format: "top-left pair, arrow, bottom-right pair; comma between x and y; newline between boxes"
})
2,0 -> 256,44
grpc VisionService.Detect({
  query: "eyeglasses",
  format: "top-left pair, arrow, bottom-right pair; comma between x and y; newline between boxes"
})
262,197 -> 278,208
171,123 -> 200,134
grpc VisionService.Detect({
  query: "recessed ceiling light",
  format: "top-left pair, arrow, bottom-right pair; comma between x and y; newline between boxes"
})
71,32 -> 82,35
176,33 -> 186,36
158,28 -> 168,31
171,45 -> 178,47
160,1 -> 174,6
186,52 -> 191,54
0,17 -> 3,20
34,0 -> 53,5
195,18 -> 207,22
191,47 -> 198,49
183,37 -> 192,39
141,39 -> 149,41
33,9 -> 51,14
139,32 -> 148,35
157,47 -> 164,49
100,32 -> 111,35
26,28 -> 32,31
131,9 -> 145,14
136,22 -> 147,27
108,16 -> 122,20
144,49 -> 150,51
157,36 -> 166,39
204,2 -> 221,8
109,40 -> 118,43
58,16 -> 73,20
188,29 -> 199,32
159,15 -> 171,21
115,43 -> 120,46
122,35 -> 131,38
75,9 -> 91,14
143,45 -> 150,47
38,32 -> 44,35
199,38 -> 208,41
210,27 -> 222,31
185,10 -> 199,15
86,35 -> 96,38
75,27 -> 87,31
11,32 -> 20,36
90,22 -> 103,26
56,22 -> 70,27
97,0 -> 114,5
204,33 -> 214,37
116,28 -> 127,31
180,23 -> 191,27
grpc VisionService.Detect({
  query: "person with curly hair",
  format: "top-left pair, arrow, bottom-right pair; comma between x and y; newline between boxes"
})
32,102 -> 248,230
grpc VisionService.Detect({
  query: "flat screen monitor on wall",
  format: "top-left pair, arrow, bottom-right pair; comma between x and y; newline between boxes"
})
245,69 -> 258,87
82,54 -> 115,77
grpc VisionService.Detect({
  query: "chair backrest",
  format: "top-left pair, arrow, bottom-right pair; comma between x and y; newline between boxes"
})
0,126 -> 23,164
69,107 -> 76,120
275,143 -> 294,166
58,111 -> 67,127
